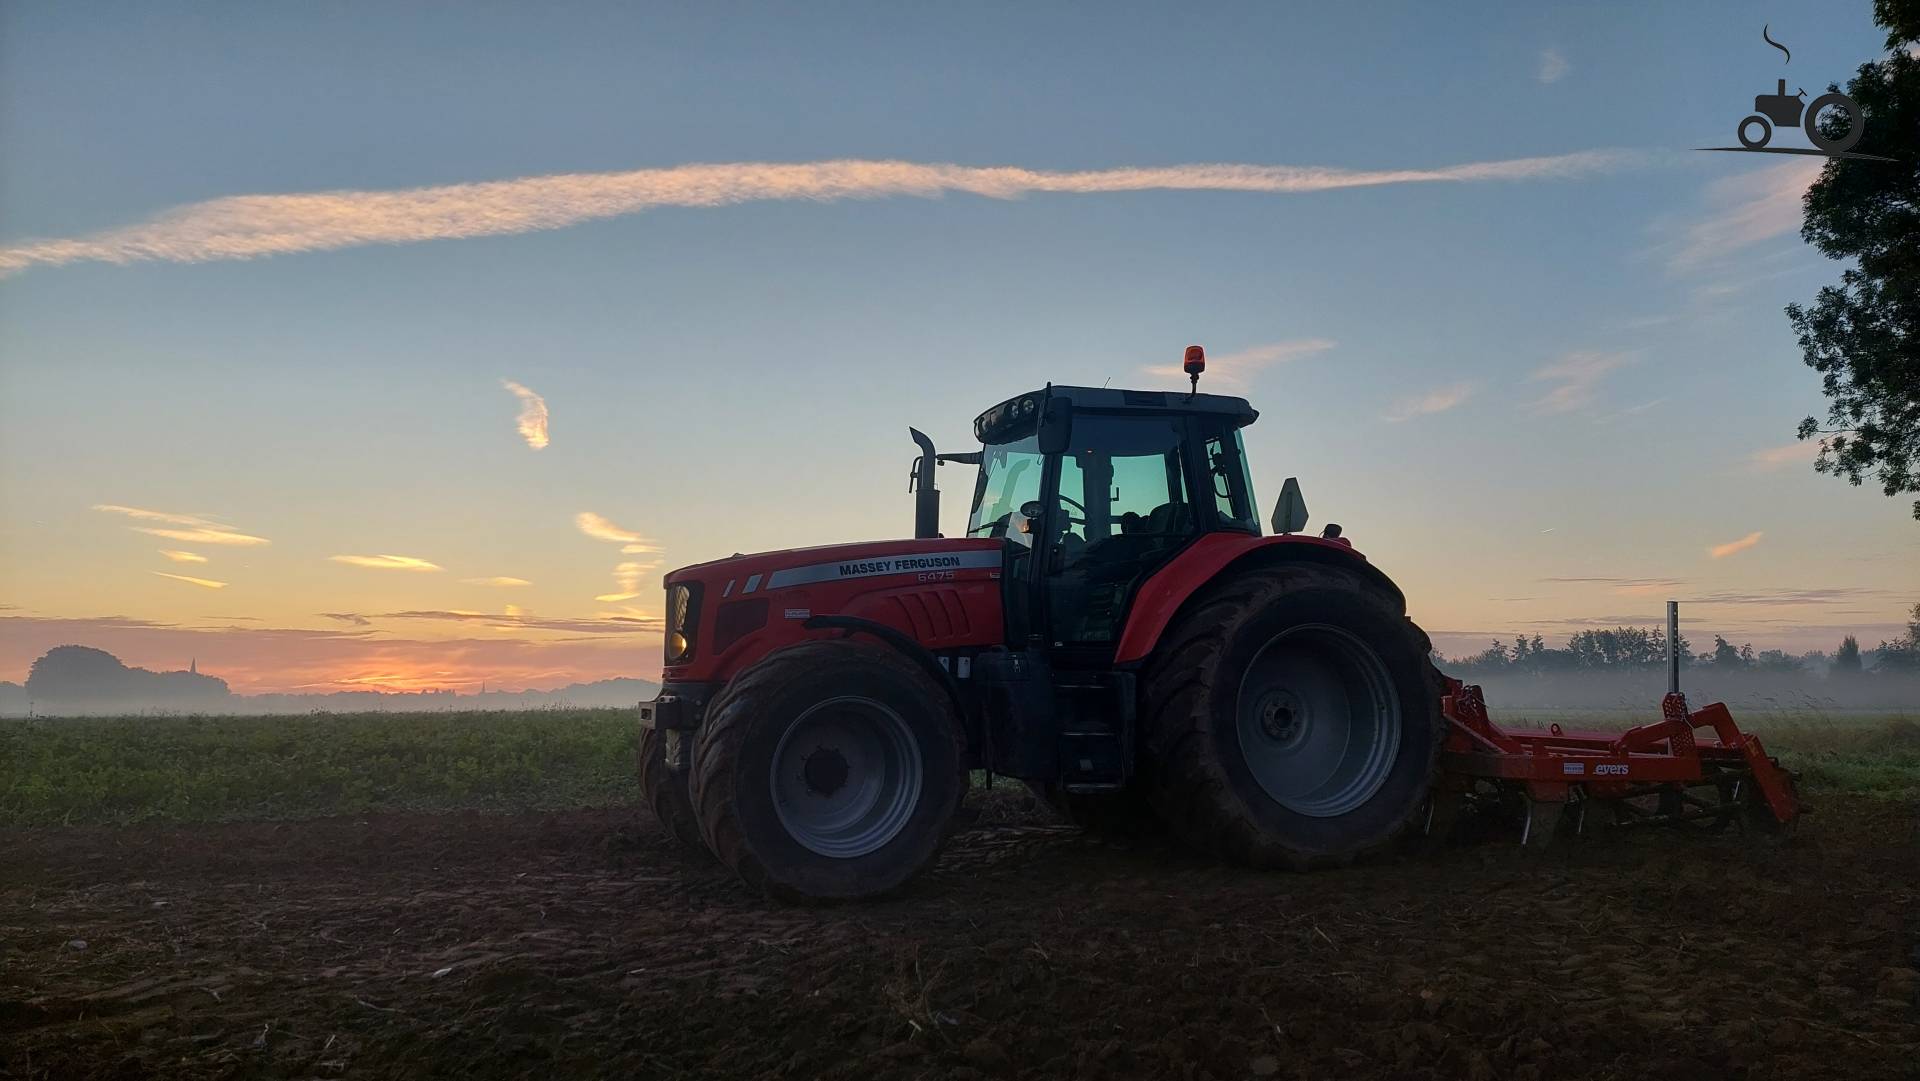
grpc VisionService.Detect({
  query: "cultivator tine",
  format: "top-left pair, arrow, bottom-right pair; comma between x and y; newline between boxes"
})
1519,796 -> 1575,849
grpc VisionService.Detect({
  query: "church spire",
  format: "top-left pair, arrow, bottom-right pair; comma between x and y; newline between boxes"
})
189,657 -> 197,675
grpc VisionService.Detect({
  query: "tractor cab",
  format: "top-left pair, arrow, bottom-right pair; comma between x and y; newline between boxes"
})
959,385 -> 1263,652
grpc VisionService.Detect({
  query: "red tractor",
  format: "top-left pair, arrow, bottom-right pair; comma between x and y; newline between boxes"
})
639,351 -> 1449,899
638,350 -> 1800,900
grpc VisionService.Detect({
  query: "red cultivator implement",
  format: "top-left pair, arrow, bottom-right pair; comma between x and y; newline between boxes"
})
1434,602 -> 1804,845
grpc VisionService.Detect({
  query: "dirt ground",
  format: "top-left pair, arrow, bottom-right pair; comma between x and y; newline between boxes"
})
3,793 -> 1916,1081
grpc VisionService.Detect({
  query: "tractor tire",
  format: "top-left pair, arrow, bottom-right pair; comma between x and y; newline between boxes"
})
1804,92 -> 1863,154
637,725 -> 706,852
689,640 -> 968,901
1141,563 -> 1445,869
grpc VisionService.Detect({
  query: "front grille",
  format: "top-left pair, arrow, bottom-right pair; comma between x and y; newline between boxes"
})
711,598 -> 769,654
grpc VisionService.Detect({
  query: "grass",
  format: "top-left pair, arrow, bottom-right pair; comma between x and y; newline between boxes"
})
2,707 -> 1914,828
0,709 -> 635,827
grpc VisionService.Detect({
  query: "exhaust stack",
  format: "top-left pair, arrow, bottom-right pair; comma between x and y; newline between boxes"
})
909,428 -> 940,539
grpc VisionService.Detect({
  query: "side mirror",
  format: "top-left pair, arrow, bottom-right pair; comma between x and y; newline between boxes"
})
1272,477 -> 1308,535
1037,397 -> 1072,455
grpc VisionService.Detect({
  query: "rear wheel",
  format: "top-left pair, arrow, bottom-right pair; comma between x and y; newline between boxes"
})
1142,564 -> 1444,868
690,640 -> 967,900
1804,92 -> 1863,154
637,725 -> 705,851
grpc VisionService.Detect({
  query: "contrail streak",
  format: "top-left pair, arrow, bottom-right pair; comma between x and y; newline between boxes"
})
0,151 -> 1639,275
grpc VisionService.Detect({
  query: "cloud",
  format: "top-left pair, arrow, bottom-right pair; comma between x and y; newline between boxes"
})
1140,339 -> 1335,388
1747,440 -> 1821,470
1385,382 -> 1473,422
501,380 -> 549,450
365,609 -> 663,634
1668,159 -> 1820,272
159,550 -> 208,563
0,151 -> 1640,275
1528,350 -> 1632,413
133,525 -> 270,546
575,511 -> 658,550
329,554 -> 444,571
595,560 -> 658,603
153,571 -> 227,590
1538,48 -> 1570,83
95,504 -> 212,526
321,612 -> 373,626
93,504 -> 270,546
1687,587 -> 1887,605
1540,576 -> 1686,596
575,515 -> 662,600
461,576 -> 532,587
1707,531 -> 1764,559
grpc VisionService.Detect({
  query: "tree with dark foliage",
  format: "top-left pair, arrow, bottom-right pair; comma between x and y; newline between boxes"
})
1873,600 -> 1920,670
1787,0 -> 1920,517
24,645 -> 229,707
1834,634 -> 1865,675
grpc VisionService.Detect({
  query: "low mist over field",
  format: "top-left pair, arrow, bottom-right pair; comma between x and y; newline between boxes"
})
1435,616 -> 1920,714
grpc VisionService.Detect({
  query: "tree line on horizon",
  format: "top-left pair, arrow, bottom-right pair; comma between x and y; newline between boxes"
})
1438,602 -> 1920,679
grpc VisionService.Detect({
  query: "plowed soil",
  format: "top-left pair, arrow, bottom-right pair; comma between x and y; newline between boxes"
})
3,794 -> 1915,1080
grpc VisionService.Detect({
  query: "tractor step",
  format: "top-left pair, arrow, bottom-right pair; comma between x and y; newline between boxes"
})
1058,729 -> 1126,791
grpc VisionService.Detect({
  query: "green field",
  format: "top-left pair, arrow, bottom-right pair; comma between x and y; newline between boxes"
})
0,709 -> 636,827
1,708 -> 1914,827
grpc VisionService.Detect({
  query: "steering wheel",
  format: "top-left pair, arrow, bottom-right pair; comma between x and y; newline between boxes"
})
1021,497 -> 1086,528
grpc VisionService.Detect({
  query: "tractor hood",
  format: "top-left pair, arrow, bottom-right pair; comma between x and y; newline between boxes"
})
664,537 -> 1003,594
659,538 -> 1007,681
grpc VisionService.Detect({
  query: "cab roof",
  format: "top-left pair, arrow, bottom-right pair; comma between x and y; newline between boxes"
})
1042,384 -> 1258,425
973,385 -> 1259,445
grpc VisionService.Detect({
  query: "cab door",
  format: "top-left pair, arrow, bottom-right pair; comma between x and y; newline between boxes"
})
1039,413 -> 1203,647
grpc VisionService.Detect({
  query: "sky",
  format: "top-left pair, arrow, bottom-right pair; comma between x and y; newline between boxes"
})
2,1 -> 1916,693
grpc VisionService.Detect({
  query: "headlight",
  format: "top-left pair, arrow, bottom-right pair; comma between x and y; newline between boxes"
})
665,583 -> 699,664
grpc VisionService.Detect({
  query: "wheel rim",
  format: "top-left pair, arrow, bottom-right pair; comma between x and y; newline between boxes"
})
769,695 -> 923,858
1234,624 -> 1402,818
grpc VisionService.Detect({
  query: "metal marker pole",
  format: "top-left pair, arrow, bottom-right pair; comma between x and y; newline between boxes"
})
1666,600 -> 1681,695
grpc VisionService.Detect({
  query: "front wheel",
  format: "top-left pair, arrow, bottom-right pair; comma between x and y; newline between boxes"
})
1141,564 -> 1444,869
689,640 -> 967,900
637,725 -> 705,852
1738,114 -> 1772,149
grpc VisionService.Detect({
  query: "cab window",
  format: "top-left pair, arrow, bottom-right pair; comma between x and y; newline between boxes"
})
967,435 -> 1043,539
1204,428 -> 1259,533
